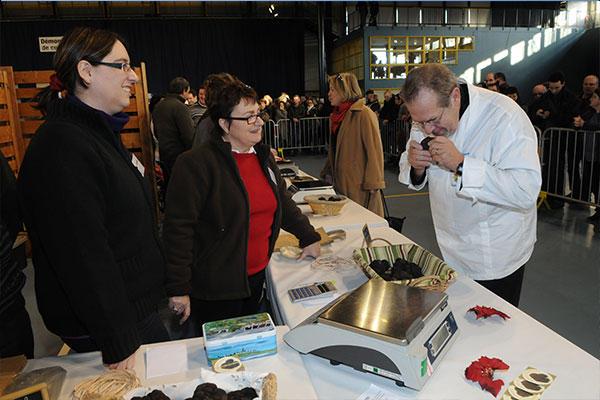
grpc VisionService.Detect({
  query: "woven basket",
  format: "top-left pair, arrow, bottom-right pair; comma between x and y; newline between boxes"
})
353,241 -> 457,292
304,194 -> 348,216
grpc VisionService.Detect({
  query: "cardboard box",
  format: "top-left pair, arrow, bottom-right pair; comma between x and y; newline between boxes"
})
202,313 -> 277,365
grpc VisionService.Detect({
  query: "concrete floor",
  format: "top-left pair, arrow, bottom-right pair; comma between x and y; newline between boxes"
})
21,153 -> 600,360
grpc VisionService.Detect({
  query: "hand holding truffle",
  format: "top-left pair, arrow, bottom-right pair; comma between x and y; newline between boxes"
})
428,136 -> 464,173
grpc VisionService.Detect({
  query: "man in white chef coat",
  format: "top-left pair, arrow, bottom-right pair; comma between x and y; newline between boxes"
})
398,64 -> 541,307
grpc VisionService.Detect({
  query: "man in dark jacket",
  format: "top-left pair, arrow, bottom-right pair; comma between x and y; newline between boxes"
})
529,72 -> 581,204
153,77 -> 195,186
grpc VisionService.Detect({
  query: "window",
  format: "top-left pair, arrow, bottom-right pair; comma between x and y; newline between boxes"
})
370,35 -> 474,79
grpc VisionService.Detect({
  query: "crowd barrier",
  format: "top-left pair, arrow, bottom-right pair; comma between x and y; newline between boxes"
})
262,117 -> 329,151
539,127 -> 600,208
380,119 -> 410,158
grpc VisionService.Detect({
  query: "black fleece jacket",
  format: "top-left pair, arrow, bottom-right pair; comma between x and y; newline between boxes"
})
163,136 -> 320,301
17,96 -> 165,364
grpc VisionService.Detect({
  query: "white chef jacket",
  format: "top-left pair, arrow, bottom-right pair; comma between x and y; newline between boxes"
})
398,83 -> 542,280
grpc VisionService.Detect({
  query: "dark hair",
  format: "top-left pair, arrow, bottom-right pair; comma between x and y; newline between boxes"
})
365,89 -> 374,95
203,73 -> 242,108
502,86 -> 519,96
548,71 -> 565,84
149,94 -> 165,114
188,88 -> 197,97
209,80 -> 258,135
494,72 -> 506,81
168,77 -> 190,94
34,26 -> 125,116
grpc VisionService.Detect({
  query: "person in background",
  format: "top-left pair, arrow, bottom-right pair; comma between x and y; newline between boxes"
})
305,98 -> 317,117
398,64 -> 541,307
288,95 -> 306,123
153,76 -> 195,187
320,72 -> 385,216
164,79 -> 320,330
185,88 -> 207,128
573,87 -> 600,223
193,73 -> 242,147
365,89 -> 381,113
529,71 -> 581,205
494,72 -> 509,92
0,152 -> 34,359
578,75 -> 599,114
503,86 -> 527,113
259,97 -> 271,122
18,26 -> 168,369
529,84 -> 547,113
484,72 -> 496,88
379,89 -> 399,125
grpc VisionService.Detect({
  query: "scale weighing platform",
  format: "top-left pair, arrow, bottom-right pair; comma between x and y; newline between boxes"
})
284,279 -> 459,390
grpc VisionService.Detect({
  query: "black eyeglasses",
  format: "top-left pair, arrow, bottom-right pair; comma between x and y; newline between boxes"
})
336,74 -> 343,82
228,111 -> 264,125
90,61 -> 133,73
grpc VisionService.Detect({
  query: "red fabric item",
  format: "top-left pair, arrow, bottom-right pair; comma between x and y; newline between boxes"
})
232,152 -> 277,276
49,74 -> 64,91
330,101 -> 353,133
468,305 -> 511,320
464,356 -> 509,397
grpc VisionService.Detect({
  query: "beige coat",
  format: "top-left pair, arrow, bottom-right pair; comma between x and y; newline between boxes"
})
320,99 -> 386,216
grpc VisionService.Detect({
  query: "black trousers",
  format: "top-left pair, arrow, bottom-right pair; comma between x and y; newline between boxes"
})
475,264 -> 526,307
61,311 -> 170,355
0,293 -> 34,359
190,269 -> 266,334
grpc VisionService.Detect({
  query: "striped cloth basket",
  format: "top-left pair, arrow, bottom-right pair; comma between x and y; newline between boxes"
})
353,243 -> 457,292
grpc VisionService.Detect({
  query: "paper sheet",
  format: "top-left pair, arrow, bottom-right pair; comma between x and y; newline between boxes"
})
356,383 -> 402,400
145,343 -> 188,379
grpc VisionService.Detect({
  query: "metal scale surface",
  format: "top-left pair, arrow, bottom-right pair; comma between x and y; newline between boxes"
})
284,279 -> 460,390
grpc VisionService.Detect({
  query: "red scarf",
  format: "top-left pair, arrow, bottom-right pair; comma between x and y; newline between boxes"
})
330,102 -> 353,133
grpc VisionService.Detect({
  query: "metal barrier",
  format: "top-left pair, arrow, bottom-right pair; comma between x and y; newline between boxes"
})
380,119 -> 410,158
262,117 -> 329,151
539,127 -> 600,207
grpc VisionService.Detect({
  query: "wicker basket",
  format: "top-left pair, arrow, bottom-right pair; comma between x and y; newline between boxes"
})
353,241 -> 457,292
304,194 -> 348,216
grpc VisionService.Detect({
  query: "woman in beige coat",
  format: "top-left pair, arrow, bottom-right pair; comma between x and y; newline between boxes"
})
320,72 -> 385,216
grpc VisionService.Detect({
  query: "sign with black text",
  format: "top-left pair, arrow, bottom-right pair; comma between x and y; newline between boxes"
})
38,37 -> 62,53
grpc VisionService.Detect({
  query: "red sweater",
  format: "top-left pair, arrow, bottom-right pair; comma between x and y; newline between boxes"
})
232,152 -> 277,276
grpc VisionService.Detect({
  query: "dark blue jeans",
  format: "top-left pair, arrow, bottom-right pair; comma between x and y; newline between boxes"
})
61,311 -> 170,355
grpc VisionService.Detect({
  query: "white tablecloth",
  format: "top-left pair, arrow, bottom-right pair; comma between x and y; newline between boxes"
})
299,198 -> 389,231
22,326 -> 317,399
267,227 -> 600,399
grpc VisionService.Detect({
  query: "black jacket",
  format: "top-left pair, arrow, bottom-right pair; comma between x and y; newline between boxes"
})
0,152 -> 24,315
153,94 -> 195,163
164,136 -> 320,301
18,97 -> 165,364
529,87 -> 580,130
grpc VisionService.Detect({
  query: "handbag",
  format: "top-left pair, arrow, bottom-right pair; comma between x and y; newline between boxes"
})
366,190 -> 406,234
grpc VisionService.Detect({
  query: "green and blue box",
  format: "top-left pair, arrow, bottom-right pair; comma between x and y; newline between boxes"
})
202,313 -> 277,365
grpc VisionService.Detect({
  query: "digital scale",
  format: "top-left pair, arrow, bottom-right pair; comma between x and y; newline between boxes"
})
287,179 -> 336,204
283,279 -> 459,390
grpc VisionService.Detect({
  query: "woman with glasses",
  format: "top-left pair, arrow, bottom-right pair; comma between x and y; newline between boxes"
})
320,72 -> 385,216
164,80 -> 320,331
18,27 -> 169,369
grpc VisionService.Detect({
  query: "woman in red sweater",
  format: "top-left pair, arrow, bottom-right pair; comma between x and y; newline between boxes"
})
164,80 -> 321,331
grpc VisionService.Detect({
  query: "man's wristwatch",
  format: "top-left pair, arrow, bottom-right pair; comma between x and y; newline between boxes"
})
455,161 -> 464,176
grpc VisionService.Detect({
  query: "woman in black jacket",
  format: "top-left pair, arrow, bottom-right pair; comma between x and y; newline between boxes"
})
164,80 -> 320,330
18,27 -> 168,369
